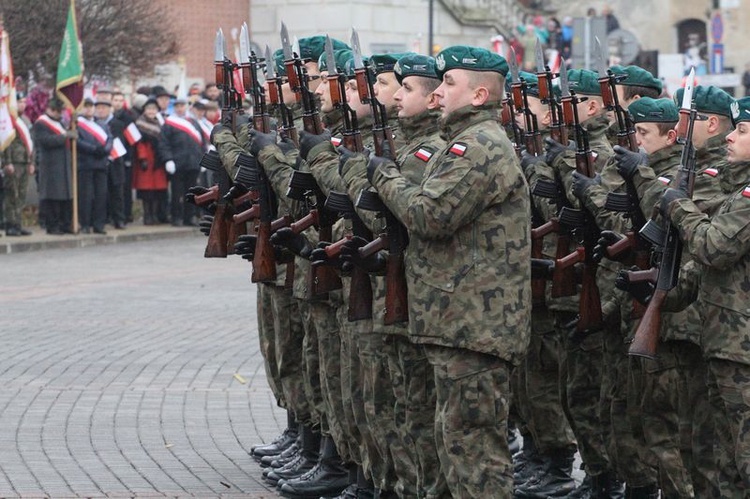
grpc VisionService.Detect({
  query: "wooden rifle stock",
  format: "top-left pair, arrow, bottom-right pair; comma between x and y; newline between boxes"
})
384,251 -> 408,325
252,220 -> 277,282
204,203 -> 230,258
628,288 -> 667,359
550,229 -> 578,298
630,249 -> 651,320
233,204 -> 260,224
272,215 -> 293,232
322,236 -> 350,259
605,231 -> 636,261
578,259 -> 603,332
313,225 -> 343,295
358,237 -> 387,258
291,210 -> 319,234
194,185 -> 219,205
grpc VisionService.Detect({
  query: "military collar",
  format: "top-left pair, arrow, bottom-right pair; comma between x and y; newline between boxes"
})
439,103 -> 500,141
322,107 -> 344,130
647,143 -> 681,176
399,109 -> 441,142
581,114 -> 611,139
719,160 -> 750,192
697,133 -> 728,159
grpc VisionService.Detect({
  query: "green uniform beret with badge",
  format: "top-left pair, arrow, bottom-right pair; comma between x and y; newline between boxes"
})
298,36 -> 349,63
731,97 -> 750,126
318,48 -> 354,74
371,52 -> 415,75
673,85 -> 735,118
435,45 -> 509,79
609,65 -> 662,92
394,54 -> 439,84
566,68 -> 601,96
627,97 -> 679,123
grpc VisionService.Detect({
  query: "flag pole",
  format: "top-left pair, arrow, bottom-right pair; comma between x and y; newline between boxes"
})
70,111 -> 78,233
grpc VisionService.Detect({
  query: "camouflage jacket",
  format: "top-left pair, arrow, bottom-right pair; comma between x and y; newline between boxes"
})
369,103 -> 531,363
667,159 -> 750,365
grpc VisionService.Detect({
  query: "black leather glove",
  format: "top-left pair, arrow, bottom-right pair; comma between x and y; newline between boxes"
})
310,241 -> 345,270
277,136 -> 298,155
223,182 -> 248,202
593,230 -> 626,263
248,128 -> 277,157
659,187 -> 688,219
210,123 -> 230,145
234,233 -> 257,261
198,215 -> 213,237
544,136 -> 576,165
139,159 -> 148,171
615,267 -> 655,306
531,258 -> 555,280
298,129 -> 332,161
613,145 -> 648,181
520,149 -> 545,176
337,145 -> 358,175
571,171 -> 601,200
184,185 -> 210,206
270,227 -> 313,258
366,153 -> 392,184
340,236 -> 387,273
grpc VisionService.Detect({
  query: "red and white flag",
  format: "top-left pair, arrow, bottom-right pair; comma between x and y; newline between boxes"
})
123,121 -> 142,145
110,137 -> 126,160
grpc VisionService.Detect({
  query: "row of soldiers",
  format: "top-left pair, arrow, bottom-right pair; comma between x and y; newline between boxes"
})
186,25 -> 750,499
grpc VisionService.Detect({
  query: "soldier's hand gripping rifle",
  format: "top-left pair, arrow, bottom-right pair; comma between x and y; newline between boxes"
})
554,60 -> 603,333
351,29 -> 395,159
628,68 -> 700,359
355,189 -> 409,325
531,46 -> 576,298
321,191 -> 374,321
286,170 -> 342,296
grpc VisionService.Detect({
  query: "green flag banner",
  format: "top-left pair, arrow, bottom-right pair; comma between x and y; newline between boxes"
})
56,0 -> 83,110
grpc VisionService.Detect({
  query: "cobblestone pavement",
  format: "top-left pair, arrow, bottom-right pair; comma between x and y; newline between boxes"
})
0,235 -> 285,498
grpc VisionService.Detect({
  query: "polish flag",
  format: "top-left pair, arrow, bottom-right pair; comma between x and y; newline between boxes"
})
123,122 -> 142,145
109,137 -> 126,160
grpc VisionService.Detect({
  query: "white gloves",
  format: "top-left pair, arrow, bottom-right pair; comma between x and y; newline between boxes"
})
165,160 -> 176,174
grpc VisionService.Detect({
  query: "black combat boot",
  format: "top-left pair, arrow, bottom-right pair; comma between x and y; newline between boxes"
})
593,471 -> 625,499
266,424 -> 320,485
355,465 -> 375,499
513,434 -> 544,488
278,435 -> 349,498
252,411 -> 299,460
514,446 -> 577,497
567,473 -> 594,498
328,464 -> 359,499
261,438 -> 299,469
624,483 -> 659,499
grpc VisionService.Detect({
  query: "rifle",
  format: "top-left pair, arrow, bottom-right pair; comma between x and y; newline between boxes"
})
287,170 -> 342,297
324,191 -> 374,321
530,39 -> 577,298
351,29 -> 395,159
265,44 -> 299,146
595,37 -> 649,319
628,68 -> 699,359
281,23 -> 324,136
203,28 -> 244,258
325,35 -> 363,153
554,60 -> 603,333
356,189 -> 409,325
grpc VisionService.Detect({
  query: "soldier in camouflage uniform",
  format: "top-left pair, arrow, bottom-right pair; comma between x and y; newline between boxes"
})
2,93 -> 33,236
353,45 -> 531,497
512,72 -> 578,498
659,95 -> 750,497
603,65 -> 661,148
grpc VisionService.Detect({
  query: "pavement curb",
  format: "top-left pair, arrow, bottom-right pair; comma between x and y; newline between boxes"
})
0,227 -> 201,254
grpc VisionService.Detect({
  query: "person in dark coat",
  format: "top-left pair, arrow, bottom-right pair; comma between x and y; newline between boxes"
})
76,98 -> 113,234
112,91 -> 137,223
132,98 -> 168,224
32,97 -> 76,234
94,99 -> 126,229
158,97 -> 204,226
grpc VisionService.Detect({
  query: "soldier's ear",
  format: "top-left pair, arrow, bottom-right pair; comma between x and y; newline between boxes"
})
472,86 -> 490,107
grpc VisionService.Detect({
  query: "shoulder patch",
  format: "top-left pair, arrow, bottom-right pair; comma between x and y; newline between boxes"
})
330,137 -> 342,147
742,186 -> 750,198
657,176 -> 671,185
448,142 -> 467,156
702,167 -> 719,177
414,147 -> 435,162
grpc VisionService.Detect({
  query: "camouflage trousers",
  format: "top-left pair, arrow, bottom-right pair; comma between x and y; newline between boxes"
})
359,332 -> 398,491
300,301 -> 324,429
309,297 -> 349,458
2,163 -> 29,227
257,284 -> 285,408
337,314 -> 363,467
706,358 -> 750,497
558,313 -> 610,476
640,341 -> 694,498
424,345 -> 513,499
676,342 -> 718,497
271,287 -> 311,425
522,308 -> 576,455
601,328 -> 657,487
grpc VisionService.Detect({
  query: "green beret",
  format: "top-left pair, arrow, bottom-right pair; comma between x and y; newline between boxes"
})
273,49 -> 286,77
567,69 -> 601,96
343,56 -> 372,79
394,54 -> 439,84
298,36 -> 349,63
673,85 -> 735,118
627,97 -> 678,123
609,65 -> 662,92
371,52 -> 415,75
435,45 -> 509,79
730,97 -> 750,126
318,48 -> 354,74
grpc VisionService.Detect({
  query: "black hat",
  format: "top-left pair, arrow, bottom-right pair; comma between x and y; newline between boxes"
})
143,97 -> 159,110
83,97 -> 95,106
152,85 -> 173,98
